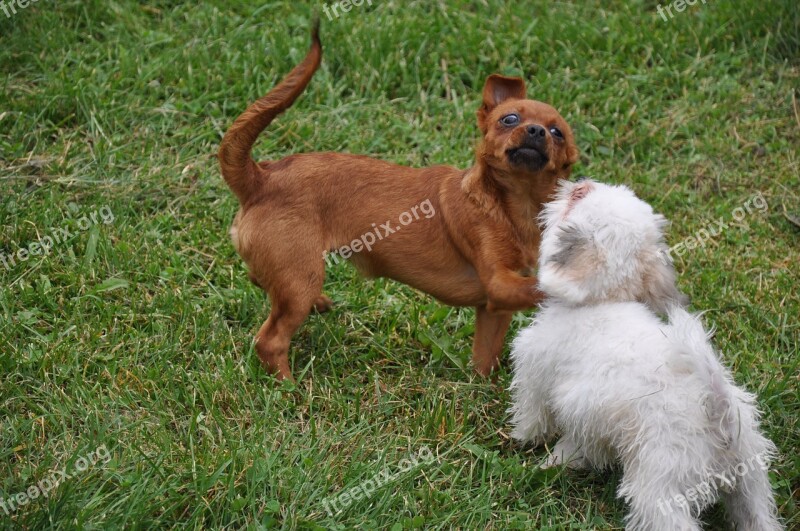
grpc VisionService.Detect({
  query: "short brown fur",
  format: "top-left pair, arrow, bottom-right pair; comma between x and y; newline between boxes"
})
219,24 -> 579,381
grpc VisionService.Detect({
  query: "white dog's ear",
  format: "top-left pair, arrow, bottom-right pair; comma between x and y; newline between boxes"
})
539,223 -> 602,303
640,239 -> 689,314
549,223 -> 596,271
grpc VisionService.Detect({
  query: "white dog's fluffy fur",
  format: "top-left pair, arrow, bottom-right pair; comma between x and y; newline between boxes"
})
509,180 -> 781,530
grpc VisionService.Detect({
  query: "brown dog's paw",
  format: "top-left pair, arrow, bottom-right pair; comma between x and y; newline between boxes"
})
312,295 -> 334,313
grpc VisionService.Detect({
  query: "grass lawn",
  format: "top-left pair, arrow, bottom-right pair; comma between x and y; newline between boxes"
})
1,0 -> 798,528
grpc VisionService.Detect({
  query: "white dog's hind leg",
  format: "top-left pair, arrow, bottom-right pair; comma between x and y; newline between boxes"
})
720,464 -> 782,531
509,402 -> 554,446
623,502 -> 701,531
509,372 -> 554,445
621,484 -> 702,531
618,447 -> 707,531
543,436 -> 588,469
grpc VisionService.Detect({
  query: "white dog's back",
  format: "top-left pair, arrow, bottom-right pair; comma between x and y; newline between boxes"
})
510,301 -> 780,530
511,302 -> 726,462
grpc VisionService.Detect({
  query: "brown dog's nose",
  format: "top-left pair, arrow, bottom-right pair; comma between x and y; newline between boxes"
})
527,124 -> 546,138
526,125 -> 547,148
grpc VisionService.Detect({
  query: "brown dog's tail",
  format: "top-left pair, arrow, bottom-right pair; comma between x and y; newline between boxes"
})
219,21 -> 322,203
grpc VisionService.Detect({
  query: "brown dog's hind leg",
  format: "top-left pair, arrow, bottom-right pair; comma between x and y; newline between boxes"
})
249,272 -> 332,314
248,272 -> 264,289
312,295 -> 334,313
255,271 -> 324,382
472,305 -> 513,376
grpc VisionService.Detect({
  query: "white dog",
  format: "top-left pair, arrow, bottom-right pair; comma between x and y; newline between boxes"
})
509,179 -> 781,531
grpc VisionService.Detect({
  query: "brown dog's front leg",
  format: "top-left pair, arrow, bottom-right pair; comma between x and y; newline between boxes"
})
485,269 -> 544,313
472,306 -> 513,376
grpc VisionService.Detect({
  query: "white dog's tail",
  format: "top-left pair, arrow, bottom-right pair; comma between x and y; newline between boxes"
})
665,306 -> 782,530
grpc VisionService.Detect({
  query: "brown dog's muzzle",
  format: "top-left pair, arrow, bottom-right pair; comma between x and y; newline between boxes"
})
506,124 -> 550,172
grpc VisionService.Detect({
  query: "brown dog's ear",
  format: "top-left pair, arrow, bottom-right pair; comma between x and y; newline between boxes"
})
477,75 -> 527,132
482,74 -> 527,108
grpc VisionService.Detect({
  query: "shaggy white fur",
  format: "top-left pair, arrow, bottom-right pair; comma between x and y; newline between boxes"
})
509,179 -> 781,531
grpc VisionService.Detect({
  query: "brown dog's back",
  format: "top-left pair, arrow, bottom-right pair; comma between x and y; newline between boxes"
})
231,150 -> 484,306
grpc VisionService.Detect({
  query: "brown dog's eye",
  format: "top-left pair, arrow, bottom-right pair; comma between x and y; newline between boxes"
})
500,114 -> 520,127
550,126 -> 564,139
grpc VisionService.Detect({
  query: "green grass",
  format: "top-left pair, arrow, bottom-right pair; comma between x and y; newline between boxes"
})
1,0 -> 798,528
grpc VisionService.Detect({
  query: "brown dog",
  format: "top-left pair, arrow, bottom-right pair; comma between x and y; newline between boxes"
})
219,25 -> 579,381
